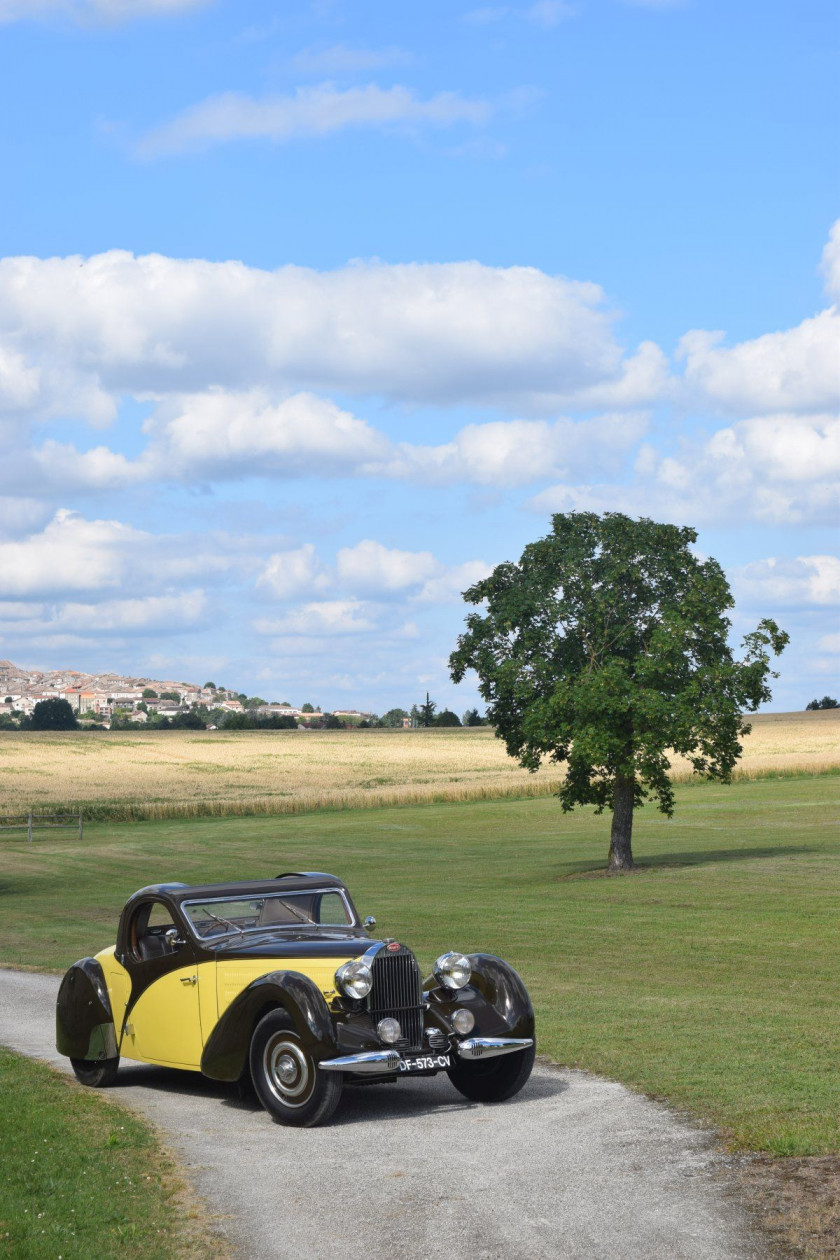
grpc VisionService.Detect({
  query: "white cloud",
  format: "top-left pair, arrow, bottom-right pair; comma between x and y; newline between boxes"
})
256,544 -> 331,599
388,411 -> 649,486
256,539 -> 490,613
335,540 -> 440,594
138,85 -> 490,157
733,556 -> 840,608
678,309 -> 840,416
51,591 -> 209,633
531,412 -> 840,527
0,251 -> 648,418
0,0 -> 209,24
291,45 -> 412,76
255,599 -> 377,637
0,509 -> 239,598
821,218 -> 840,301
144,389 -> 390,479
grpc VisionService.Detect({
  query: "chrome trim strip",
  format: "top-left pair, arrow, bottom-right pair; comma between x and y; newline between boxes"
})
455,1037 -> 533,1060
317,1050 -> 401,1074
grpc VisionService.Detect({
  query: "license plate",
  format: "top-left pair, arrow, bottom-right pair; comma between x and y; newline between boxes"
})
398,1053 -> 451,1073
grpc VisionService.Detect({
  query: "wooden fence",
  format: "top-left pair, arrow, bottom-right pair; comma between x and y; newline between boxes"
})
0,812 -> 83,842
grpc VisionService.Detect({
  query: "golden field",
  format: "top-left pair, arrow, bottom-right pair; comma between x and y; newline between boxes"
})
0,709 -> 837,821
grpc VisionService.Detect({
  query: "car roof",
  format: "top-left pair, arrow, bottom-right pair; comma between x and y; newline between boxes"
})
127,873 -> 348,904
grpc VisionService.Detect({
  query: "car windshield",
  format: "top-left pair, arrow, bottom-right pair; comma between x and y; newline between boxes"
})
183,890 -> 354,939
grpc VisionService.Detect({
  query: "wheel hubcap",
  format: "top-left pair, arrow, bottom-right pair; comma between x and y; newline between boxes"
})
264,1035 -> 311,1108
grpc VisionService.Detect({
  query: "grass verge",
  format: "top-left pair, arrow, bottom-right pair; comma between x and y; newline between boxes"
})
0,1047 -> 226,1259
1,773 -> 837,1159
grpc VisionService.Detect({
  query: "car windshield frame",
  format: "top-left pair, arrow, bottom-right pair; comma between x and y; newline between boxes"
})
181,887 -> 358,940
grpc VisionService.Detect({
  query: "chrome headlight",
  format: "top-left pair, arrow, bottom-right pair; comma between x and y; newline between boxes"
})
335,959 -> 373,999
434,951 -> 472,990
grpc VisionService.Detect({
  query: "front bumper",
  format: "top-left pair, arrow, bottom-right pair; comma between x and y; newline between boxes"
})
317,1037 -> 533,1074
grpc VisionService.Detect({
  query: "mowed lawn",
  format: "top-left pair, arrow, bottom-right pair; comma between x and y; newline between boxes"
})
1,775 -> 837,1157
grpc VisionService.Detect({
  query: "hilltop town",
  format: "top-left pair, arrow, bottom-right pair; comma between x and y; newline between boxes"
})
0,660 -> 373,727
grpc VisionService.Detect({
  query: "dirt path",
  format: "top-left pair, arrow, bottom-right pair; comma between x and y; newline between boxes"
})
1,968 -> 765,1259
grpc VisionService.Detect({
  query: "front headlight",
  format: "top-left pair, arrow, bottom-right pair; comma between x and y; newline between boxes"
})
434,951 -> 472,990
335,959 -> 373,999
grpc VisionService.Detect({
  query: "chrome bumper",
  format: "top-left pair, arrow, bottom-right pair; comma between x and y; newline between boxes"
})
318,1037 -> 533,1073
318,1050 -> 402,1074
455,1037 -> 533,1060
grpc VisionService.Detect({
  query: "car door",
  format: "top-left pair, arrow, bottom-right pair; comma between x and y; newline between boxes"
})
122,899 -> 205,1069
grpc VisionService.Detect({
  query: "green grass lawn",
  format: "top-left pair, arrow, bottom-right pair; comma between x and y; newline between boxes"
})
0,1047 -> 204,1259
1,774 -> 837,1157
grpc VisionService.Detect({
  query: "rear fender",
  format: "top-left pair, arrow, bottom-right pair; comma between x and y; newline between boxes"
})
56,958 -> 118,1062
201,970 -> 337,1082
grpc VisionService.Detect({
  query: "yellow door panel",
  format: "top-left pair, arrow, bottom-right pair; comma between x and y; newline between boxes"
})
124,962 -> 214,1069
216,956 -> 356,1018
95,946 -> 132,1040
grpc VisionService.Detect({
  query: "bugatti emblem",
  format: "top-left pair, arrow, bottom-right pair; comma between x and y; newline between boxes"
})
387,941 -> 400,952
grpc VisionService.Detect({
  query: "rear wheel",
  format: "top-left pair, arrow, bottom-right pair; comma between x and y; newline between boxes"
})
70,1057 -> 120,1087
447,1043 -> 535,1103
249,1011 -> 342,1128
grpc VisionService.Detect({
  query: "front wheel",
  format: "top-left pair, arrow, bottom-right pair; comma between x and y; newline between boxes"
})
70,1057 -> 120,1087
249,1011 -> 342,1127
447,1042 -> 535,1103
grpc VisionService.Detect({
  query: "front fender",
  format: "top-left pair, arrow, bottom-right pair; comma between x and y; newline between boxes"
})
426,953 -> 535,1043
56,958 -> 118,1062
201,970 -> 337,1082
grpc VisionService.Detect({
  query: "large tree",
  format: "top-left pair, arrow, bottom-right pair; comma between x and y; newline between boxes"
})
449,512 -> 788,870
30,698 -> 78,731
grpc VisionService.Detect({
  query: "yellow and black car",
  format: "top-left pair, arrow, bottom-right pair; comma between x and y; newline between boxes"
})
56,872 -> 535,1126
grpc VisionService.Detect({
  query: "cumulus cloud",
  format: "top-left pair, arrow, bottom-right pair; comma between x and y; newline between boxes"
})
254,600 -> 377,637
0,251 -> 651,419
256,544 -> 331,599
6,385 -> 652,495
0,509 -> 238,598
732,556 -> 840,608
335,540 -> 440,594
531,412 -> 840,527
678,309 -> 840,416
137,84 -> 490,157
0,0 -> 209,23
256,539 -> 490,610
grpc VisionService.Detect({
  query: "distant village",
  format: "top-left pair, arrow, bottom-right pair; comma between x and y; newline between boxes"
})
0,659 -> 380,730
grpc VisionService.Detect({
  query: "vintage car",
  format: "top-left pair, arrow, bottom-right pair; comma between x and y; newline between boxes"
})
56,872 -> 535,1126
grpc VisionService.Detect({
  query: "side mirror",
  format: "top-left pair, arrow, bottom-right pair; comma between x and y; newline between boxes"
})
164,927 -> 186,950
364,916 -> 376,932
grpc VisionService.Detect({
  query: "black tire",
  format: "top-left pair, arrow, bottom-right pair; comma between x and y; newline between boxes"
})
249,1010 -> 342,1128
447,1043 -> 536,1103
70,1057 -> 120,1087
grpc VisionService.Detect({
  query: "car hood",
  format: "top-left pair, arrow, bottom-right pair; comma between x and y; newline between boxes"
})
205,930 -> 377,960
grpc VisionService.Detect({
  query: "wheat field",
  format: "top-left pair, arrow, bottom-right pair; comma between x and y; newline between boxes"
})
0,709 -> 837,821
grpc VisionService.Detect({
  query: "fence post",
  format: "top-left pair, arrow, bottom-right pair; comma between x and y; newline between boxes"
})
78,812 -> 83,842
27,812 -> 32,844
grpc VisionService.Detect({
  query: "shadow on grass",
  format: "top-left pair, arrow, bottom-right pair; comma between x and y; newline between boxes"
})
555,845 -> 816,880
112,1060 -> 562,1128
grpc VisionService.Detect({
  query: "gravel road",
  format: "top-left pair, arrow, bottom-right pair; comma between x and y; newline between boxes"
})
1,968 -> 762,1259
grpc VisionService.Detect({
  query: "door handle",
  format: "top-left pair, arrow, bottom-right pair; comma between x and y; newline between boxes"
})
180,975 -> 197,986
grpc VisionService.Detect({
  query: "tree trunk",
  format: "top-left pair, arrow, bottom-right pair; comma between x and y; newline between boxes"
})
608,773 -> 635,871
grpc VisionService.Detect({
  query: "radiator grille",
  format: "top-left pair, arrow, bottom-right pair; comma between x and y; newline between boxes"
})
368,947 -> 424,1051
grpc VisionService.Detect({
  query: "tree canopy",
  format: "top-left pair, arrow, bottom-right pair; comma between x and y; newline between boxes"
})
450,512 -> 788,870
29,698 -> 78,731
806,696 -> 838,710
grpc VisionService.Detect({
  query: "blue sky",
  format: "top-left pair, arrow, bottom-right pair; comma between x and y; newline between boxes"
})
0,0 -> 837,713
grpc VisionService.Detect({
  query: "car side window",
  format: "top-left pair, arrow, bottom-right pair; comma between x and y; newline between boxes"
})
129,900 -> 181,963
317,892 -> 351,925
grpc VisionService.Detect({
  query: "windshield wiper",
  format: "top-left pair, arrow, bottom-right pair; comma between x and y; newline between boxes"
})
205,909 -> 245,936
